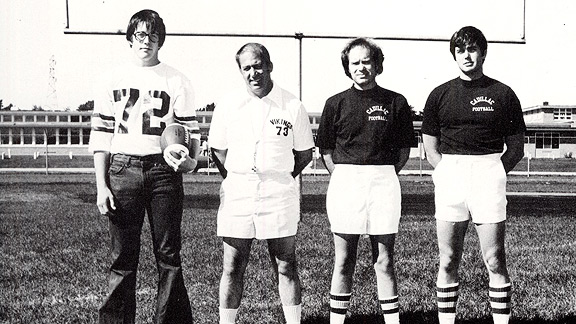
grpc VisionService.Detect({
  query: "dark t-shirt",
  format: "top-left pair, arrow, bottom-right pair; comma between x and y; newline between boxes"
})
421,76 -> 526,155
316,85 -> 415,165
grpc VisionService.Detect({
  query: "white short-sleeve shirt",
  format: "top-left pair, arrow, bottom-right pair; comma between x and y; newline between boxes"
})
209,83 -> 314,174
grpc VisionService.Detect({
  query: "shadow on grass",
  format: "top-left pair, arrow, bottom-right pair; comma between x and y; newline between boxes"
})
301,194 -> 328,213
300,193 -> 437,215
300,193 -> 576,216
160,190 -> 576,215
183,194 -> 220,209
303,313 -> 576,324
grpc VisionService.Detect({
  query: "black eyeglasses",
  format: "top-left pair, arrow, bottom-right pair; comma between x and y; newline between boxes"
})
133,31 -> 160,43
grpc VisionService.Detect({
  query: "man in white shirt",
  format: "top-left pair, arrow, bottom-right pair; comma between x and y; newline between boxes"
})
209,43 -> 314,324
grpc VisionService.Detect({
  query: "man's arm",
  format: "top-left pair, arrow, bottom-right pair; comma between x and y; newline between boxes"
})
320,148 -> 336,174
501,133 -> 525,173
422,134 -> 442,168
211,148 -> 228,179
93,151 -> 116,215
292,148 -> 313,178
395,147 -> 411,174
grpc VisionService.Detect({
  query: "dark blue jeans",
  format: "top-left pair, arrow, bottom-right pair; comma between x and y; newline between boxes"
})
99,154 -> 193,324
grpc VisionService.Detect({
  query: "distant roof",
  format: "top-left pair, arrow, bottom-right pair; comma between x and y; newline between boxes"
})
523,104 -> 576,112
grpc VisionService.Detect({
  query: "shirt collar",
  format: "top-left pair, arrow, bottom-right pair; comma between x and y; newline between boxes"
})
246,82 -> 283,108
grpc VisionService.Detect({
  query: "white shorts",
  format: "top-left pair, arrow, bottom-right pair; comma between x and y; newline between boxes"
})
326,164 -> 401,235
217,172 -> 299,239
432,153 -> 507,224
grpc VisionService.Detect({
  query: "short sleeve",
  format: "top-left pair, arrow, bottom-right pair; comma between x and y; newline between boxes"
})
88,72 -> 115,153
395,95 -> 416,148
208,97 -> 229,150
173,76 -> 201,141
315,99 -> 336,149
504,88 -> 526,136
421,88 -> 441,137
292,102 -> 315,151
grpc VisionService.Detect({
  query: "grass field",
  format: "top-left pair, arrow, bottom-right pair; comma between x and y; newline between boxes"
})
1,174 -> 575,323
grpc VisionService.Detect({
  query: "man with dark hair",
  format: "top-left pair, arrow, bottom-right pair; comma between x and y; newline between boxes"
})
316,37 -> 415,324
209,42 -> 314,324
89,9 -> 199,324
422,26 -> 525,324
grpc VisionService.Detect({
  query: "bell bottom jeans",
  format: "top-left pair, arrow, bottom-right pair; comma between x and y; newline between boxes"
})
99,154 -> 193,324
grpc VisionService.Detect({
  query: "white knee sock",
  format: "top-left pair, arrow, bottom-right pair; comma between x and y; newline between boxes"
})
380,295 -> 400,324
490,282 -> 512,324
282,304 -> 302,324
437,282 -> 459,324
330,292 -> 351,324
219,307 -> 238,324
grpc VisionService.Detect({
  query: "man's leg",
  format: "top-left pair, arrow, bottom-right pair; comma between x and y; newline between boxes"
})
476,221 -> 511,324
147,168 -> 193,324
268,236 -> 302,324
99,161 -> 144,324
370,234 -> 399,324
436,220 -> 469,324
329,233 -> 360,324
99,217 -> 143,324
219,237 -> 252,324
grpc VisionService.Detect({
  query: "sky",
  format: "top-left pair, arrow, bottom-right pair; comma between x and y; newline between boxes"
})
1,0 -> 575,113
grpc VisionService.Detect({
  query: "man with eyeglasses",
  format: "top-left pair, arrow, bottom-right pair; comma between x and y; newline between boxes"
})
89,9 -> 199,324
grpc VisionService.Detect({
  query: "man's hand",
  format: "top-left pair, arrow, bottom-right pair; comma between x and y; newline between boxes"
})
97,186 -> 116,216
164,149 -> 197,173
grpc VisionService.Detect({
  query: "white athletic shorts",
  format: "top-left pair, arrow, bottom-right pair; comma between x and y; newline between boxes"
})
432,153 -> 507,224
326,164 -> 401,235
217,172 -> 299,240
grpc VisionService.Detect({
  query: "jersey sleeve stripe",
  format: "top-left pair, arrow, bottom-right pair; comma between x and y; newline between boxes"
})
175,115 -> 197,122
91,127 -> 114,133
91,113 -> 115,133
92,112 -> 115,121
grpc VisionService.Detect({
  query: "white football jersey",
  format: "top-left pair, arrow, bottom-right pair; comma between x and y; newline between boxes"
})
89,62 -> 200,155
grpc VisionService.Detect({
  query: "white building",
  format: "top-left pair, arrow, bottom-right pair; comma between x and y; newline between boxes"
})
2,105 -> 576,159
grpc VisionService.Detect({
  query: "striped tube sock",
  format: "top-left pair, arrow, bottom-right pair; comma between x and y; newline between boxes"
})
330,292 -> 351,324
282,304 -> 302,324
380,296 -> 400,324
437,282 -> 459,324
219,307 -> 238,324
490,283 -> 512,324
